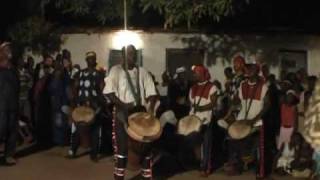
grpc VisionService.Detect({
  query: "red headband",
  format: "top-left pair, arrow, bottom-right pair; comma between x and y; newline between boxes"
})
192,65 -> 210,82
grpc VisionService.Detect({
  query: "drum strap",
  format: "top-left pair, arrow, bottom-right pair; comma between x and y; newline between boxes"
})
124,66 -> 142,106
244,81 -> 260,120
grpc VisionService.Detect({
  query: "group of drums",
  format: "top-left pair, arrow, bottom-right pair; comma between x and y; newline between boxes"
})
70,105 -> 259,169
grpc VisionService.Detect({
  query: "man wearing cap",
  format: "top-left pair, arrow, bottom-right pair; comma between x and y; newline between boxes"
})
104,44 -> 157,180
168,66 -> 191,119
0,42 -> 20,165
67,51 -> 104,162
189,65 -> 217,176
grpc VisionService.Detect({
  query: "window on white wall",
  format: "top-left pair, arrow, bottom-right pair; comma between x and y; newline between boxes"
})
166,48 -> 204,79
108,49 -> 143,71
279,49 -> 307,73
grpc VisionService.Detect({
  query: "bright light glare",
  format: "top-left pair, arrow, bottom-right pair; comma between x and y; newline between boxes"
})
112,30 -> 143,49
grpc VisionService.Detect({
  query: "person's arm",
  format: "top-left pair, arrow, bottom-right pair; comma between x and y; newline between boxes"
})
106,92 -> 132,109
252,88 -> 271,122
146,95 -> 157,115
196,92 -> 217,112
70,71 -> 80,107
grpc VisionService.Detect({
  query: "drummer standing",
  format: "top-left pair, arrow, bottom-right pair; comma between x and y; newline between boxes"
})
67,51 -> 105,162
189,65 -> 217,177
218,56 -> 246,129
227,64 -> 271,179
103,45 -> 157,180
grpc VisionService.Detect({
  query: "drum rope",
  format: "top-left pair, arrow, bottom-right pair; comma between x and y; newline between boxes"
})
243,80 -> 260,121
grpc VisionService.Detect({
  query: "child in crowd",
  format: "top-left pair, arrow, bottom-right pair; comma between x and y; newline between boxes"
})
274,132 -> 302,175
291,140 -> 314,178
278,90 -> 299,150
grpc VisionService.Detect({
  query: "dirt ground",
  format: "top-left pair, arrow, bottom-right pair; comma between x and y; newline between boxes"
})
0,146 -> 295,180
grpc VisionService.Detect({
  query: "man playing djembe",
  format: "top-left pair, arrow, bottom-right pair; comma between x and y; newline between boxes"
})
104,45 -> 157,180
225,64 -> 271,179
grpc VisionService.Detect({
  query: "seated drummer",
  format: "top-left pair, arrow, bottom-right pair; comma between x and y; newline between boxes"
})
189,65 -> 218,177
226,64 -> 271,179
103,45 -> 157,180
67,51 -> 105,162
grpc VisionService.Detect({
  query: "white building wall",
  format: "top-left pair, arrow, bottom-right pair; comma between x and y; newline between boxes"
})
53,32 -> 320,84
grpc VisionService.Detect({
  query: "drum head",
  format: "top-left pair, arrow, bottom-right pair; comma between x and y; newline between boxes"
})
128,112 -> 161,137
72,106 -> 95,124
228,121 -> 251,140
177,115 -> 201,136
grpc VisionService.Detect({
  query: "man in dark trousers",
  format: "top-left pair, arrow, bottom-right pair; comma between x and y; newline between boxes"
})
0,42 -> 20,165
104,45 -> 157,180
67,51 -> 104,162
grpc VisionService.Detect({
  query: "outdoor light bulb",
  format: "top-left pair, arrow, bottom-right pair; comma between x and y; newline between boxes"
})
112,30 -> 143,49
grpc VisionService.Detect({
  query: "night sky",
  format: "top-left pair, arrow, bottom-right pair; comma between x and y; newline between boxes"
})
1,0 -> 320,40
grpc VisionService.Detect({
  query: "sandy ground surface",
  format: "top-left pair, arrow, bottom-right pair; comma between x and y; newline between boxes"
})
0,146 -> 295,180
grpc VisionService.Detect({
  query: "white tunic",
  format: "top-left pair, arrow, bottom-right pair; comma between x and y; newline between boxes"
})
103,65 -> 157,106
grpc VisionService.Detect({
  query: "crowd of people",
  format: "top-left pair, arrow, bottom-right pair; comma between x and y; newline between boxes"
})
1,41 -> 320,180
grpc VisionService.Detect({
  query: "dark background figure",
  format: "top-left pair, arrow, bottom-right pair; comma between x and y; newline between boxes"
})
49,64 -> 69,146
34,54 -> 54,83
0,42 -> 20,165
155,71 -> 171,118
211,80 -> 229,170
304,76 -> 317,109
26,56 -> 36,128
168,67 -> 191,120
34,59 -> 54,148
224,67 -> 234,97
17,59 -> 33,144
261,73 -> 281,177
287,72 -> 304,94
26,56 -> 35,77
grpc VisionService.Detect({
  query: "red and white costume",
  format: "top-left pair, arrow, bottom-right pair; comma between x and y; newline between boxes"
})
236,78 -> 268,126
189,81 -> 216,125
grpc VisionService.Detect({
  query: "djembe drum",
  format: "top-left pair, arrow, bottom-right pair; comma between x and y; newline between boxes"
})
126,112 -> 162,170
177,115 -> 203,160
228,119 -> 262,140
71,106 -> 97,148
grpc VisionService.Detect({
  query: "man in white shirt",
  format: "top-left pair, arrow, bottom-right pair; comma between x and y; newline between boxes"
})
103,45 -> 157,180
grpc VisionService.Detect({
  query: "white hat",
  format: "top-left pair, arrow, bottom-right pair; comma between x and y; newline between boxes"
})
176,66 -> 186,74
